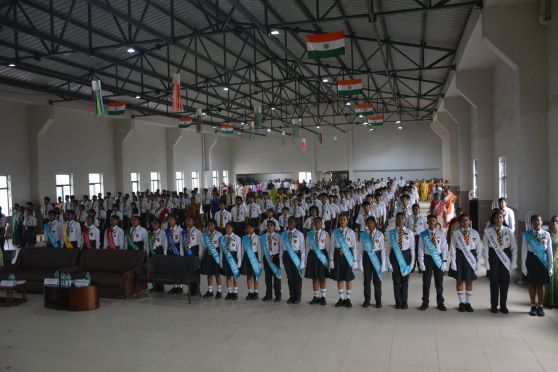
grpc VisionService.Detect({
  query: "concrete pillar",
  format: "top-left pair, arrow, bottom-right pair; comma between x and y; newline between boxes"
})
443,96 -> 472,191
436,111 -> 460,186
27,105 -> 53,202
548,3 -> 558,215
165,128 -> 182,191
431,120 -> 450,182
113,119 -> 133,193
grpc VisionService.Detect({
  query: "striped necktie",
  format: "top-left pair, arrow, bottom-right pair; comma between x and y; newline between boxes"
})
431,230 -> 436,244
219,212 -> 224,229
413,216 -> 418,233
315,230 -> 320,245
497,228 -> 502,245
268,234 -> 273,253
398,229 -> 403,248
463,229 -> 469,245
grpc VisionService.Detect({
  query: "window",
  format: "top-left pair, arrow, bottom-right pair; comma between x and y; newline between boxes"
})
176,171 -> 184,192
472,159 -> 478,198
212,170 -> 218,187
298,171 -> 312,183
191,171 -> 199,189
222,170 -> 229,186
150,172 -> 160,192
0,175 -> 12,216
55,174 -> 73,201
88,173 -> 103,196
498,156 -> 507,198
131,172 -> 140,193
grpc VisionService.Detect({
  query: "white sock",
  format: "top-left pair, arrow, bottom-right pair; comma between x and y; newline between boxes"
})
346,290 -> 352,299
254,289 -> 258,293
339,289 -> 345,300
249,288 -> 254,294
457,291 -> 465,304
208,286 -> 213,293
217,285 -> 222,292
465,291 -> 472,304
313,291 -> 319,297
531,303 -> 536,307
320,288 -> 327,298
228,287 -> 232,293
233,287 -> 238,294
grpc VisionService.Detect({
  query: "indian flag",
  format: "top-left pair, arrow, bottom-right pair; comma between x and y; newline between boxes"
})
306,31 -> 345,59
220,123 -> 234,134
107,101 -> 126,116
337,79 -> 362,96
355,103 -> 374,115
178,117 -> 193,128
367,115 -> 384,126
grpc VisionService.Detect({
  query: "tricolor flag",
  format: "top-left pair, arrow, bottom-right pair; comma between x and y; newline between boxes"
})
367,115 -> 384,126
178,117 -> 193,128
107,101 -> 126,116
306,31 -> 345,59
301,138 -> 307,152
220,123 -> 234,134
355,103 -> 374,116
337,79 -> 362,96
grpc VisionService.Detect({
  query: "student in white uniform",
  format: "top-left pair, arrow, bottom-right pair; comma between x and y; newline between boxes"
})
330,213 -> 358,308
305,216 -> 330,305
45,210 -> 63,248
200,219 -> 223,299
126,216 -> 149,252
418,214 -> 448,311
241,222 -> 262,300
358,216 -> 386,308
230,196 -> 247,237
407,203 -> 427,272
246,197 -> 262,233
482,209 -> 517,314
386,212 -> 415,309
63,210 -> 82,249
82,216 -> 100,249
448,214 -> 482,313
303,206 -> 319,233
281,216 -> 305,304
165,215 -> 184,294
214,201 -> 232,233
497,197 -> 516,232
261,220 -> 282,302
23,208 -> 37,247
104,215 -> 125,250
260,209 -> 280,233
148,218 -> 167,293
278,207 -> 290,232
222,222 -> 242,300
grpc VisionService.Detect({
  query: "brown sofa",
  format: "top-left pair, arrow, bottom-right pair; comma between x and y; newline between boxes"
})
0,248 -> 80,293
75,249 -> 146,299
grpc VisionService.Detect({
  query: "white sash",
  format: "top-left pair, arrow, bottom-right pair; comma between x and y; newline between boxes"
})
455,230 -> 477,270
485,228 -> 511,272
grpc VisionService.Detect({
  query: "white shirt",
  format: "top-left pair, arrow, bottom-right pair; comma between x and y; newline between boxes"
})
386,227 -> 416,270
128,225 -> 149,252
521,229 -> 553,276
104,225 -> 125,249
482,226 -> 517,271
280,229 -> 306,268
406,214 -> 427,235
83,224 -> 100,248
449,228 -> 482,271
329,227 -> 358,269
200,230 -> 223,260
231,205 -> 247,222
417,228 -> 448,271
260,217 -> 280,232
502,207 -> 516,232
214,209 -> 232,229
246,203 -> 261,219
357,228 -> 386,272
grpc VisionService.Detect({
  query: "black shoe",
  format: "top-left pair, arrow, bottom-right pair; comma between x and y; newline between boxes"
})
402,302 -> 408,309
537,306 -> 545,317
419,303 -> 428,311
529,306 -> 537,316
167,287 -> 177,295
215,291 -> 222,299
225,292 -> 231,300
292,298 -> 300,304
464,303 -> 474,313
262,295 -> 272,302
490,307 -> 498,314
310,296 -> 319,305
376,303 -> 382,309
287,297 -> 294,304
345,299 -> 352,308
335,298 -> 345,307
320,297 -> 327,306
499,307 -> 509,314
252,293 -> 259,300
232,293 -> 238,300
202,290 -> 213,299
246,293 -> 254,300
458,303 -> 466,312
362,301 -> 370,308
437,304 -> 447,312
274,296 -> 281,303
176,287 -> 184,294
395,303 -> 401,309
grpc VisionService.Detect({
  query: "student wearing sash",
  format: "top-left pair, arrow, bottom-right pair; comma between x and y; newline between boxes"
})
22,208 -> 37,247
164,215 -> 184,294
183,216 -> 203,295
200,220 -> 223,299
260,209 -> 280,233
303,206 -> 319,233
354,201 -> 372,235
148,218 -> 167,293
358,216 -> 386,308
63,210 -> 81,249
261,220 -> 282,302
482,210 -> 517,314
240,222 -> 262,300
386,212 -> 415,309
281,216 -> 305,304
521,214 -> 554,317
82,216 -> 100,249
330,213 -> 358,308
448,214 -> 482,312
418,214 -> 448,311
407,203 -> 427,273
305,216 -> 330,305
104,215 -> 125,250
214,201 -> 232,233
45,210 -> 63,248
126,216 -> 149,252
231,196 -> 247,237
221,222 -> 242,300
544,215 -> 558,308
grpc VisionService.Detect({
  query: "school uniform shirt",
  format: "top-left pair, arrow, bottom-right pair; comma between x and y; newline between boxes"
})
23,215 -> 37,228
66,220 -> 81,245
260,217 -> 280,232
179,197 -> 189,210
386,227 -> 416,270
165,225 -> 184,254
223,233 -> 243,267
41,203 -> 54,219
183,226 -> 203,251
329,227 -> 358,269
260,199 -> 275,213
449,228 -> 482,271
200,230 -> 223,261
47,220 -> 64,244
278,214 -> 290,231
395,205 -> 413,218
521,229 -> 553,276
214,209 -> 232,230
63,201 -> 72,212
127,225 -> 149,252
407,214 -> 427,235
292,206 -> 305,218
318,202 -> 332,222
371,203 -> 386,221
417,228 -> 448,271
151,228 -> 168,254
76,211 -> 87,224
104,226 -> 125,249
305,228 -> 330,256
140,199 -> 151,214
263,231 -> 283,266
243,233 -> 262,261
231,205 -> 247,222
246,203 -> 261,220
355,211 -> 373,227
482,226 -> 517,271
281,228 -> 306,269
84,224 -> 101,248
109,210 -> 123,221
357,228 -> 386,272
502,207 -> 516,232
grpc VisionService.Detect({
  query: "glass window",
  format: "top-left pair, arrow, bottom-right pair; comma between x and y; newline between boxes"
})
131,172 -> 140,193
176,171 -> 184,192
212,170 -> 218,187
472,159 -> 478,198
56,174 -> 73,200
0,175 -> 12,216
191,171 -> 199,189
88,173 -> 103,196
150,172 -> 160,192
498,156 -> 507,198
222,170 -> 229,186
298,171 -> 312,183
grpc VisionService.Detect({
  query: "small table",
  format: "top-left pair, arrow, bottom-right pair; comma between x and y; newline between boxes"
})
0,281 -> 28,307
44,285 -> 99,311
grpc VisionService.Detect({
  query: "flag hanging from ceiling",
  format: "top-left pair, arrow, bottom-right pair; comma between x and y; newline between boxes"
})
171,72 -> 183,112
337,79 -> 362,96
301,138 -> 307,152
90,80 -> 104,117
107,101 -> 126,116
367,115 -> 384,126
306,31 -> 345,59
220,123 -> 234,134
178,117 -> 193,128
355,103 -> 374,116
253,105 -> 262,129
195,108 -> 203,133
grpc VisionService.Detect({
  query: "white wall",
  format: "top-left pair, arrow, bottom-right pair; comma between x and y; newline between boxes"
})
548,3 -> 558,215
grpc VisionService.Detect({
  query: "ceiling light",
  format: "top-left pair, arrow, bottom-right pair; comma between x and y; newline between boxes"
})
322,78 -> 329,83
362,122 -> 368,126
396,120 -> 401,124
223,87 -> 229,91
202,112 -> 207,116
8,63 -> 16,68
398,126 -> 403,130
345,102 -> 351,106
271,107 -> 276,110
270,30 -> 280,35
267,128 -> 271,132
369,128 -> 374,132
316,126 -> 320,129
358,114 -> 363,118
135,95 -> 141,99
212,125 -> 217,129
236,131 -> 241,135
126,47 -> 136,53
241,122 -> 245,125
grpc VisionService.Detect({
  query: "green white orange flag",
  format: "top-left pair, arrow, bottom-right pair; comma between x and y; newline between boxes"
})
306,31 -> 345,59
220,123 -> 234,134
337,79 -> 362,96
355,103 -> 374,116
107,101 -> 126,116
178,117 -> 193,128
367,115 -> 384,126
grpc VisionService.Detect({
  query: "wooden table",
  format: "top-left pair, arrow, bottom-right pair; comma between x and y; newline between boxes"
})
44,285 -> 99,311
0,281 -> 28,307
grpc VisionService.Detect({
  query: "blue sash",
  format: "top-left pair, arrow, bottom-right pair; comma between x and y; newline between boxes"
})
181,229 -> 194,256
420,230 -> 443,270
359,231 -> 382,279
333,228 -> 355,267
523,230 -> 549,269
203,232 -> 220,265
44,223 -> 60,248
259,234 -> 282,279
242,235 -> 262,279
307,230 -> 328,268
219,236 -> 240,279
389,229 -> 411,276
165,228 -> 180,256
280,231 -> 302,274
